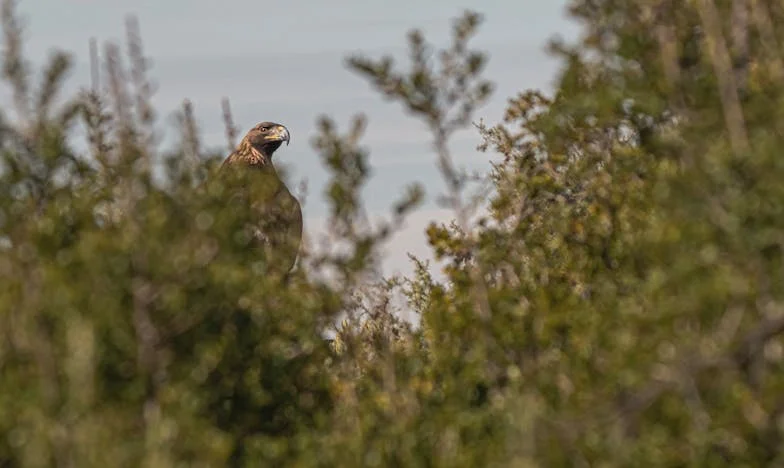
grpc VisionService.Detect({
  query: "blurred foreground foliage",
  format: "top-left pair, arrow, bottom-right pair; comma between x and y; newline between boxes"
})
2,0 -> 784,466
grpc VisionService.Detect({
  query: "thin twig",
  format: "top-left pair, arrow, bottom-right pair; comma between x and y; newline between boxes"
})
749,0 -> 784,81
654,0 -> 683,109
1,0 -> 30,126
180,99 -> 200,168
731,0 -> 750,93
221,97 -> 238,152
89,37 -> 100,93
696,0 -> 750,155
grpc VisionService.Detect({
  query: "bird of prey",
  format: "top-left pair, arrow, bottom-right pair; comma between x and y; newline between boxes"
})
219,122 -> 302,275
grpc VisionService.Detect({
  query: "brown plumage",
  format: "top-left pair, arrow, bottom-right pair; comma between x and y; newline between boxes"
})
219,122 -> 302,274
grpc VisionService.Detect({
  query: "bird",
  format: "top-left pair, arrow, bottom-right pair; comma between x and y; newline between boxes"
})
219,122 -> 302,275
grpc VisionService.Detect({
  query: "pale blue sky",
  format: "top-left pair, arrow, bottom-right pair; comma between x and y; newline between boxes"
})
10,0 -> 580,275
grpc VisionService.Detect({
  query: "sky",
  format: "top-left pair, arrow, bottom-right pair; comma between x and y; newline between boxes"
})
10,0 -> 581,277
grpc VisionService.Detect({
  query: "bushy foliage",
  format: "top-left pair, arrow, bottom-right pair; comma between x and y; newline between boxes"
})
2,0 -> 784,466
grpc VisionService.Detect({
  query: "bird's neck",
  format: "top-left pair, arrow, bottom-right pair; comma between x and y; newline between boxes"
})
237,139 -> 274,167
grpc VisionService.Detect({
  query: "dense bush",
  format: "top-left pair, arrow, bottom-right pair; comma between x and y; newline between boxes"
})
2,0 -> 784,466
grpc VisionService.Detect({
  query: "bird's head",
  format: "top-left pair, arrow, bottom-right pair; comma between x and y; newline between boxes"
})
243,121 -> 290,158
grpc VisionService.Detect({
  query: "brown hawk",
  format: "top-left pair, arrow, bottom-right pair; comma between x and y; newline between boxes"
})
220,122 -> 302,274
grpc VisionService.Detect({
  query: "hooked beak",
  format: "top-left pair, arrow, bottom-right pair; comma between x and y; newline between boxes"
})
266,125 -> 290,146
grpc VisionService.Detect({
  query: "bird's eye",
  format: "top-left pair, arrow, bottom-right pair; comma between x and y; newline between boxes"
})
259,126 -> 268,132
